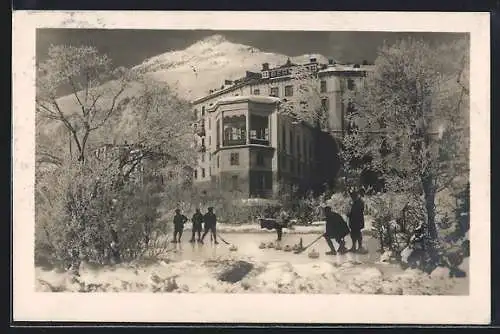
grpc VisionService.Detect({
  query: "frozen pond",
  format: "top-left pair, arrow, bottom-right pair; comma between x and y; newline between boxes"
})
36,231 -> 469,295
160,232 -> 405,278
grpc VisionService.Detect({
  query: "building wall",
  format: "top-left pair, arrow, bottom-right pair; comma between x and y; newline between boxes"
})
190,61 -> 371,197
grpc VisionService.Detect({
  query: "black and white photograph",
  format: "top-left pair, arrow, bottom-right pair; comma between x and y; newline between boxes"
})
12,11 -> 490,324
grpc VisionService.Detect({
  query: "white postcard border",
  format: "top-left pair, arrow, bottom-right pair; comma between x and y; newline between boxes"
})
12,11 -> 491,324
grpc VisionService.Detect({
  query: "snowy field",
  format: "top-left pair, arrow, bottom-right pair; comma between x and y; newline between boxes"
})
35,229 -> 469,295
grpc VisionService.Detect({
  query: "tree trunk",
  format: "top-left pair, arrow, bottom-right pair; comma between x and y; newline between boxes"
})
422,174 -> 438,239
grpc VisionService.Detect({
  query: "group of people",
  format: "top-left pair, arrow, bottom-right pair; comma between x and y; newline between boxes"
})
260,190 -> 366,255
171,207 -> 218,244
323,190 -> 365,255
171,190 -> 366,256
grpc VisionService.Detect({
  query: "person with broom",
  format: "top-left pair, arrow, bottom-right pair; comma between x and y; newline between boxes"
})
200,207 -> 219,244
323,206 -> 350,255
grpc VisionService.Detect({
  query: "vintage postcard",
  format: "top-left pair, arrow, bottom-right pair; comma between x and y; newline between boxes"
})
12,11 -> 490,324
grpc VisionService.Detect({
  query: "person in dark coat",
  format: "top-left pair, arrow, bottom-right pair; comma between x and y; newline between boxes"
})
172,208 -> 188,243
348,190 -> 365,252
190,208 -> 204,243
323,206 -> 350,255
200,207 -> 218,244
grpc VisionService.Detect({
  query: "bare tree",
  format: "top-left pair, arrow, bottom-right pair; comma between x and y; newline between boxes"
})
342,37 -> 469,239
36,45 -> 134,163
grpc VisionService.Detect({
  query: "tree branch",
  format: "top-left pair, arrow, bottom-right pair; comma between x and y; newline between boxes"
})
51,99 -> 83,157
67,76 -> 87,118
89,85 -> 126,131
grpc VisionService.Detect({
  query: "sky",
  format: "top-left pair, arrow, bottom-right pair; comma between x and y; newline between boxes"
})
36,29 -> 467,67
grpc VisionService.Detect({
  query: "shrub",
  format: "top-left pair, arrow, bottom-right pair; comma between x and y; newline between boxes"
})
365,192 -> 426,253
35,159 -> 167,269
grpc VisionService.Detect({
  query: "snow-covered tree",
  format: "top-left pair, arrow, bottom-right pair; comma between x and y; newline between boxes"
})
342,37 -> 470,239
36,45 -> 134,163
279,64 -> 329,130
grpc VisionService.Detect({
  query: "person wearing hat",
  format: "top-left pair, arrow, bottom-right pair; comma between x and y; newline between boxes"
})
190,208 -> 204,243
347,190 -> 365,252
172,208 -> 188,243
200,207 -> 218,244
323,206 -> 350,255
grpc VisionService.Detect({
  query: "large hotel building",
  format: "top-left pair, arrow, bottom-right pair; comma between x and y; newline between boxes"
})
191,57 -> 373,199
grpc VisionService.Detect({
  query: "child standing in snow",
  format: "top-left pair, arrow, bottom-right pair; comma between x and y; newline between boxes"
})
200,207 -> 218,244
172,209 -> 188,243
190,208 -> 204,243
348,190 -> 365,253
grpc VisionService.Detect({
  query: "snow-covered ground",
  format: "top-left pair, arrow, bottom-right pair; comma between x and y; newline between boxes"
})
35,232 -> 468,295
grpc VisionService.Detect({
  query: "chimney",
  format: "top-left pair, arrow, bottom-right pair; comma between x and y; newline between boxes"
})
328,58 -> 335,65
224,79 -> 233,85
310,57 -> 317,63
262,63 -> 269,71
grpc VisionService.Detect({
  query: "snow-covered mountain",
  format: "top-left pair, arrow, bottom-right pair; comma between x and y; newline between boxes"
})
131,34 -> 328,100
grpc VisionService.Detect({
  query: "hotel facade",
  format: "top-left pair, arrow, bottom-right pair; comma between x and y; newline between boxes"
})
191,57 -> 373,198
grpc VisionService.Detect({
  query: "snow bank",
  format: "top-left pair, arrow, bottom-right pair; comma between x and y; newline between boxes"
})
36,255 -> 468,295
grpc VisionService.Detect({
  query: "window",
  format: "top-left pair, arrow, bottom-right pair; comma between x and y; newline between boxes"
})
223,115 -> 246,146
209,153 -> 212,161
201,153 -> 205,162
297,135 -> 301,158
304,138 -> 308,161
281,126 -> 286,152
281,155 -> 287,169
201,138 -> 205,147
209,167 -> 211,176
253,89 -> 260,95
202,106 -> 206,116
249,114 -> 270,145
347,79 -> 355,90
216,119 -> 221,148
289,130 -> 294,154
208,118 -> 211,130
270,87 -> 279,97
194,169 -> 198,179
231,175 -> 239,190
285,85 -> 293,97
230,152 -> 240,166
201,168 -> 206,178
209,136 -> 211,146
217,155 -> 220,168
320,80 -> 327,93
256,152 -> 265,166
321,98 -> 329,111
